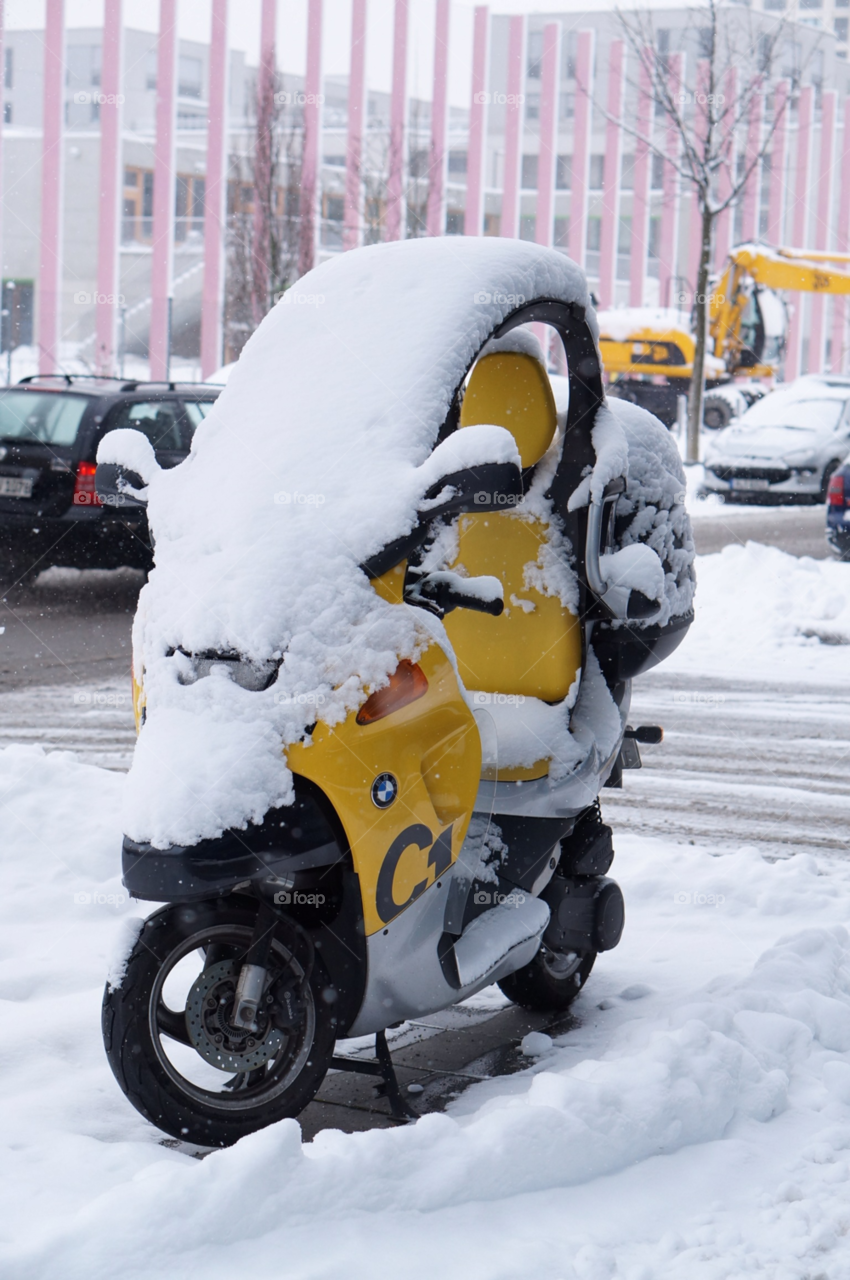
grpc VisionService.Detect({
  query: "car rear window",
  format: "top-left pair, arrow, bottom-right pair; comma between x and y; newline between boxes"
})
0,391 -> 90,445
107,400 -> 186,450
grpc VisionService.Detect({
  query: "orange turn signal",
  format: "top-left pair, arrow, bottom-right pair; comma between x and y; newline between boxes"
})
356,660 -> 428,725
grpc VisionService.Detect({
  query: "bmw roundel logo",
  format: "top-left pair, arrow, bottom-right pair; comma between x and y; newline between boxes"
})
371,772 -> 398,809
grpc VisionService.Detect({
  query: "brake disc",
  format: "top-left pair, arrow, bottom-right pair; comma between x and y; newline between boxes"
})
184,960 -> 285,1073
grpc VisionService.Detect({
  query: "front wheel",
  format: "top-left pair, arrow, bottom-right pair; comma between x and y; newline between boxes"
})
102,898 -> 336,1146
497,945 -> 596,1012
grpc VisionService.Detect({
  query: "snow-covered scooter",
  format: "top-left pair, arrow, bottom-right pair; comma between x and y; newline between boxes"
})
97,238 -> 695,1146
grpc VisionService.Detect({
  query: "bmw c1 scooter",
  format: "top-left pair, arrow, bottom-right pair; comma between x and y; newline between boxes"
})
97,238 -> 694,1147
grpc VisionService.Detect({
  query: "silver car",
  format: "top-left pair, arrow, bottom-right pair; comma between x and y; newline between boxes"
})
702,375 -> 850,504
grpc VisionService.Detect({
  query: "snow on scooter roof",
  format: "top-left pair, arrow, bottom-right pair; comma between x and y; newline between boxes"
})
116,238 -> 599,848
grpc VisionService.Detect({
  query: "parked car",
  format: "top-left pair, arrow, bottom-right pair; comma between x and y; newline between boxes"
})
0,375 -> 220,584
702,375 -> 850,504
826,456 -> 850,559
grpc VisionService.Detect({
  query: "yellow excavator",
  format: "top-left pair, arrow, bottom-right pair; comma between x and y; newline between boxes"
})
598,244 -> 850,428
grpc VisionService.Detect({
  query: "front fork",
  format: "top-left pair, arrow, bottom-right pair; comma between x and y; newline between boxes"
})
229,899 -> 280,1032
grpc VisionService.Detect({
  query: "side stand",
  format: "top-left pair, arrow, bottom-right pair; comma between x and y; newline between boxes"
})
330,1029 -> 419,1122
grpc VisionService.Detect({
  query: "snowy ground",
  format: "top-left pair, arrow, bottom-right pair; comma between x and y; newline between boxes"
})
1,543 -> 850,1278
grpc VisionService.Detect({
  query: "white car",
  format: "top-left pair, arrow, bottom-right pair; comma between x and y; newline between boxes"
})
702,375 -> 850,503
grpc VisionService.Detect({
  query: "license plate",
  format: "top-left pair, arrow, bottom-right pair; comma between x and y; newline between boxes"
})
730,477 -> 769,491
0,476 -> 33,498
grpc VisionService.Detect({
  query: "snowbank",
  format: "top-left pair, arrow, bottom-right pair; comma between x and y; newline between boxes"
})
123,237 -> 593,848
666,541 -> 850,680
4,740 -> 850,1278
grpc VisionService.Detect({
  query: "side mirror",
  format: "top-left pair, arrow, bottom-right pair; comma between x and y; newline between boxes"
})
95,429 -> 159,510
585,478 -> 663,621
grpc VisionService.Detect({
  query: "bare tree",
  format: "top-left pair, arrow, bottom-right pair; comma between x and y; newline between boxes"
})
611,0 -> 805,460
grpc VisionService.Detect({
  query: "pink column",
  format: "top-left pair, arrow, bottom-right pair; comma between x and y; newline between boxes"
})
37,0 -> 65,375
568,29 -> 594,269
658,52 -> 683,309
597,40 -> 624,308
252,0 -> 275,321
785,85 -> 812,381
535,23 -> 560,249
343,0 -> 367,250
688,60 -> 709,294
149,0 -> 177,382
713,68 -> 737,270
95,0 -> 123,375
830,97 -> 850,373
426,0 -> 449,237
200,0 -> 229,379
500,14 -> 524,241
298,0 -> 322,274
766,80 -> 788,244
385,0 -> 408,242
739,87 -> 762,244
464,5 -> 489,238
629,55 -> 651,307
808,91 -> 835,374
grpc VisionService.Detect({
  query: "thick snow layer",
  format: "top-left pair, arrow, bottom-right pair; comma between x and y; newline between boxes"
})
665,542 -> 850,681
121,237 -> 592,848
596,306 -> 692,343
5,727 -> 850,1277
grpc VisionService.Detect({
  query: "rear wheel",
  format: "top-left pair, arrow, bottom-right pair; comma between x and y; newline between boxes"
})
497,945 -> 595,1012
102,898 -> 336,1146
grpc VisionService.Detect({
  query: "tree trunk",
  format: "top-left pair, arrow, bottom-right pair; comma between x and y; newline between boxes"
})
687,204 -> 714,463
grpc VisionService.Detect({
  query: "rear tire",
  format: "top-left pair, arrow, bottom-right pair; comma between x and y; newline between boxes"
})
102,898 -> 336,1146
497,946 -> 596,1012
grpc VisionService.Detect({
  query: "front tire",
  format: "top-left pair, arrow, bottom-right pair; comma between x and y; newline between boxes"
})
102,898 -> 336,1146
497,945 -> 596,1012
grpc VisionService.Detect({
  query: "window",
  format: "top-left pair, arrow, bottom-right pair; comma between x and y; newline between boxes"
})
617,217 -> 631,254
124,168 -> 138,187
521,154 -> 538,189
446,209 -> 464,235
178,55 -> 202,99
657,29 -> 670,54
649,216 -> 661,260
621,154 -> 635,190
107,401 -> 185,451
837,17 -> 849,39
651,153 -> 665,190
589,155 -> 604,189
325,195 -> 344,222
408,149 -> 429,178
527,31 -> 543,79
586,217 -> 601,252
697,28 -> 713,58
520,215 -> 536,241
3,103 -> 10,125
323,155 -> 346,168
448,151 -> 467,176
4,46 -> 12,89
525,93 -> 540,121
146,50 -> 157,91
0,281 -> 33,351
0,391 -> 89,445
484,213 -> 501,237
175,176 -> 205,240
559,92 -> 575,121
556,155 -> 571,189
554,216 -> 569,248
764,0 -> 785,9
799,0 -> 822,7
562,31 -> 577,80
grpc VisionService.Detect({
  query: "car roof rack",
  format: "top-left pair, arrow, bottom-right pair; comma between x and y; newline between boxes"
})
15,374 -> 221,394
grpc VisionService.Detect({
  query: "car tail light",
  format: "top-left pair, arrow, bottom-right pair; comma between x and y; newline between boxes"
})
356,660 -> 428,725
827,473 -> 846,507
73,461 -> 102,507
